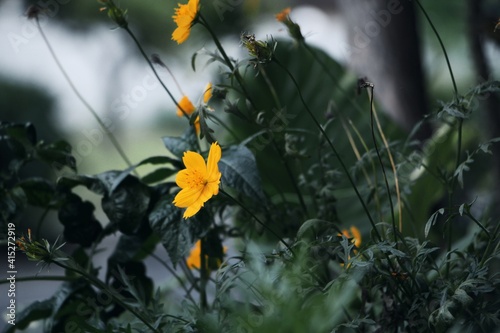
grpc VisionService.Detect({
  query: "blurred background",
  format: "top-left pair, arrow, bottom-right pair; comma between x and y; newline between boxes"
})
1,0 -> 499,330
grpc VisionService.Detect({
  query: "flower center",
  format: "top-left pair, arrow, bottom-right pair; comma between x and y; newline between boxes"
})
188,170 -> 206,188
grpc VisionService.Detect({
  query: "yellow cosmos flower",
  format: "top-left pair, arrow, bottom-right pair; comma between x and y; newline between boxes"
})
172,0 -> 200,44
173,142 -> 222,218
339,226 -> 362,268
203,82 -> 212,104
186,239 -> 227,270
176,95 -> 195,117
275,7 -> 291,22
176,95 -> 200,133
340,226 -> 362,248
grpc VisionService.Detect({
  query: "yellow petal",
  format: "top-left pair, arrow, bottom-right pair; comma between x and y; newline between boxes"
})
350,226 -> 362,248
176,95 -> 195,116
187,0 -> 199,16
173,186 -> 204,208
186,240 -> 201,268
183,200 -> 203,218
182,151 -> 207,175
203,82 -> 212,104
206,142 -> 221,181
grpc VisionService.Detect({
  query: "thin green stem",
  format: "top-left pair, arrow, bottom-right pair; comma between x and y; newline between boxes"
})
273,57 -> 382,241
150,252 -> 195,303
367,87 -> 396,241
0,275 -> 75,284
415,0 -> 458,99
198,14 -> 257,111
199,238 -> 208,311
272,140 -> 309,218
415,0 -> 462,278
220,189 -> 295,256
123,27 -> 189,119
257,64 -> 309,217
51,260 -> 162,332
36,18 -> 137,176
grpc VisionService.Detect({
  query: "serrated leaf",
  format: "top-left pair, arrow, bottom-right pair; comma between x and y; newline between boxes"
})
219,145 -> 265,203
162,126 -> 199,159
425,208 -> 445,238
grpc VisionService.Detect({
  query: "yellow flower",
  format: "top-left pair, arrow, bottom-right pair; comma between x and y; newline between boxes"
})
203,82 -> 212,104
172,0 -> 200,44
176,95 -> 195,117
275,7 -> 304,42
340,226 -> 362,249
173,142 -> 222,218
186,239 -> 227,270
275,7 -> 291,22
339,226 -> 362,268
176,95 -> 200,133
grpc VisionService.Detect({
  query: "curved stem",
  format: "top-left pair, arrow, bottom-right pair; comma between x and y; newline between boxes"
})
198,14 -> 257,112
123,27 -> 189,119
273,57 -> 382,241
36,18 -> 137,176
368,87 -> 396,240
415,0 -> 458,99
51,260 -> 163,332
220,189 -> 295,256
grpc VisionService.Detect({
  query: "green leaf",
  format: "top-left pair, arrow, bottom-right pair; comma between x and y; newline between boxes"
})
16,177 -> 57,207
102,175 -> 151,235
3,122 -> 37,146
58,193 -> 103,247
297,219 -> 341,240
36,140 -> 76,172
148,193 -> 209,266
162,126 -> 199,159
58,174 -> 108,195
425,208 -> 445,238
108,156 -> 181,193
198,106 -> 217,143
108,232 -> 159,268
141,167 -> 176,184
219,145 -> 265,203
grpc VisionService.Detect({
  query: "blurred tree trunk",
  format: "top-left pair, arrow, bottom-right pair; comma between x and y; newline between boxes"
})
467,0 -> 500,208
334,0 -> 431,140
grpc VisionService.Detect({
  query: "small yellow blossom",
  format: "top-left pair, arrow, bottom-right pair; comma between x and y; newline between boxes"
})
173,142 -> 222,218
203,82 -> 213,104
275,7 -> 291,22
176,95 -> 200,133
275,7 -> 304,42
176,95 -> 195,117
186,239 -> 226,270
340,226 -> 362,249
172,0 -> 200,44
